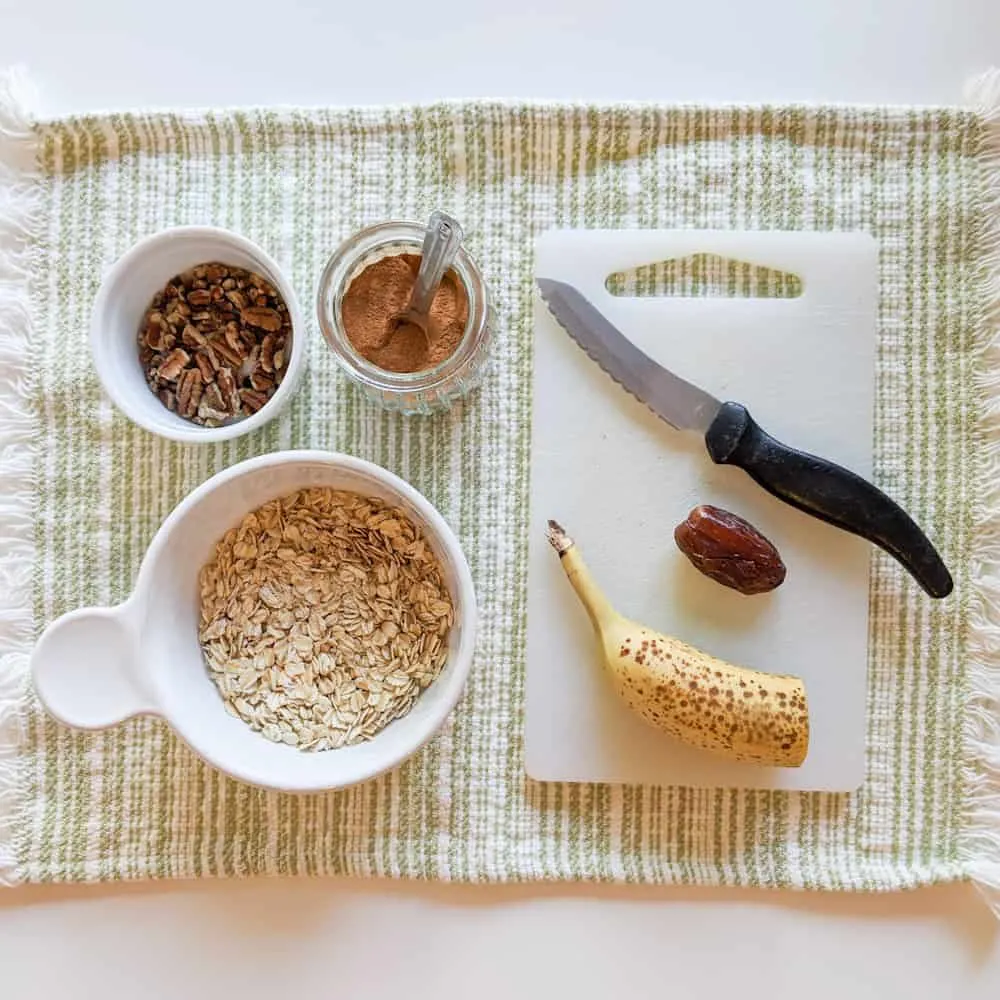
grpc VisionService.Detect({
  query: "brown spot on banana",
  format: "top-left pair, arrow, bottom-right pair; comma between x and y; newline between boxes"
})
546,519 -> 809,768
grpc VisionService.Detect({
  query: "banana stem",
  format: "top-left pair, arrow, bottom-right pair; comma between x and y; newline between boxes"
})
547,520 -> 617,631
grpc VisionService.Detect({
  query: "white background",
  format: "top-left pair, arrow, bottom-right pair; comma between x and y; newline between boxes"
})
1,1 -> 999,997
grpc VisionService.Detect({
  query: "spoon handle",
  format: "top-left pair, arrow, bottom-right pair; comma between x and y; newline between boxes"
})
408,211 -> 464,317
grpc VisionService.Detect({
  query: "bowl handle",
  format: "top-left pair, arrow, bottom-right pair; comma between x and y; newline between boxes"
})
31,601 -> 159,728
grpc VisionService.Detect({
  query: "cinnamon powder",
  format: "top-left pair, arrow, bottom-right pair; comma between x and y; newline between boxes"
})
341,253 -> 469,373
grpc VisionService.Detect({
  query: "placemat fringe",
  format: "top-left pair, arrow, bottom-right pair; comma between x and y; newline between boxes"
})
0,66 -> 40,887
965,66 -> 1000,919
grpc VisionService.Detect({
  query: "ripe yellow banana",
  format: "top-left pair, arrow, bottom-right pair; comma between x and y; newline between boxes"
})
547,520 -> 809,768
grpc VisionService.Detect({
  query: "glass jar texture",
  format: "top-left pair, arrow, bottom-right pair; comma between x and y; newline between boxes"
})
317,221 -> 495,414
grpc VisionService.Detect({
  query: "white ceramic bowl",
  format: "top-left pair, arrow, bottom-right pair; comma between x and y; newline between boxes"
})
30,451 -> 478,792
90,226 -> 307,443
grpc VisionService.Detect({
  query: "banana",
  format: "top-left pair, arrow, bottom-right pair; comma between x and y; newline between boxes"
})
546,520 -> 809,768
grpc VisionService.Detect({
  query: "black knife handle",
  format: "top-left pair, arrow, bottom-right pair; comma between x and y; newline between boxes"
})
704,401 -> 953,599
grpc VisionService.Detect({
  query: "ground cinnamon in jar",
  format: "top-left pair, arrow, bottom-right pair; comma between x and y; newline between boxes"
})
341,254 -> 469,373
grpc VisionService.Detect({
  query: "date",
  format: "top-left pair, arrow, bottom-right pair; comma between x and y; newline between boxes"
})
674,505 -> 786,595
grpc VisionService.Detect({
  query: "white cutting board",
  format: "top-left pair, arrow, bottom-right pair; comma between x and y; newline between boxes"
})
525,229 -> 878,792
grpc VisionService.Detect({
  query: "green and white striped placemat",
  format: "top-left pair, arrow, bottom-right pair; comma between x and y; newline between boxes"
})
1,68 -> 998,911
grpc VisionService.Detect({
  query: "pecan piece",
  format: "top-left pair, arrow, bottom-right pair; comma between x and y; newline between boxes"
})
144,323 -> 174,352
259,333 -> 276,373
176,368 -> 204,418
674,505 -> 786,595
216,366 -> 240,415
239,345 -> 260,383
239,388 -> 269,413
187,288 -> 212,307
181,323 -> 206,349
224,322 -> 243,354
197,382 -> 231,424
211,337 -> 245,368
241,306 -> 282,332
194,349 -> 216,383
157,347 -> 190,382
250,370 -> 274,392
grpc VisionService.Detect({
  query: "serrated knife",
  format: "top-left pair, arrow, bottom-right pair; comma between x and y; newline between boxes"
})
536,277 -> 953,599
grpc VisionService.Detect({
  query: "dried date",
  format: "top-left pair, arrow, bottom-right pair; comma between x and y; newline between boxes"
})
674,505 -> 786,595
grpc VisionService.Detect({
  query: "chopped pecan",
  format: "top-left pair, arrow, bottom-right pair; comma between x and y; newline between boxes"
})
239,388 -> 269,412
200,381 -> 226,414
194,350 -> 216,383
176,368 -> 204,418
239,345 -> 260,383
181,323 -> 205,349
197,403 -> 230,426
144,323 -> 174,352
211,337 -> 244,368
250,370 -> 274,392
260,334 -> 276,373
157,348 -> 190,382
224,322 -> 243,354
216,367 -> 240,415
241,306 -> 282,332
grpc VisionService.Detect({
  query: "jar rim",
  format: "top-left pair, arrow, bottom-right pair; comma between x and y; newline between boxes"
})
316,220 -> 490,393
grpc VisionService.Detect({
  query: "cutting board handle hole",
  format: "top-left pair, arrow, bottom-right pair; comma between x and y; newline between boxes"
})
605,254 -> 803,300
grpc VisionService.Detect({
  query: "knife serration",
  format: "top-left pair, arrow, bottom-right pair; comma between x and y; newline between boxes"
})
536,278 -> 721,434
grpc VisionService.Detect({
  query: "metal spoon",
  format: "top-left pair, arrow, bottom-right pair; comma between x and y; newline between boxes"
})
380,210 -> 464,349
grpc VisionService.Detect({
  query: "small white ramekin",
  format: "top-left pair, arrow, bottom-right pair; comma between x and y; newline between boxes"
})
90,226 -> 307,443
29,450 -> 478,793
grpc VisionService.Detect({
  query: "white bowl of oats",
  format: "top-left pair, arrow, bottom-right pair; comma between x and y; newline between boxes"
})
30,450 -> 478,792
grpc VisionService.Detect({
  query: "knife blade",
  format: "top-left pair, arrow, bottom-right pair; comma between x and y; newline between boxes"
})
536,278 -> 722,434
536,277 -> 953,600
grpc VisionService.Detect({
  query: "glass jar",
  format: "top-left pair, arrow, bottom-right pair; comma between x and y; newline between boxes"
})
316,221 -> 495,414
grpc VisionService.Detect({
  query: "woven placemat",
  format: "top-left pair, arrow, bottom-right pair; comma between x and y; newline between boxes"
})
1,68 -> 998,911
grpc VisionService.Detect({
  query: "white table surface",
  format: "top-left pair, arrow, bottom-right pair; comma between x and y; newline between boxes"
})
1,1 -> 999,996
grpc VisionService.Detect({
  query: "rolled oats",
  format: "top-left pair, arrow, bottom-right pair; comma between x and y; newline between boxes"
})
198,487 -> 455,752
